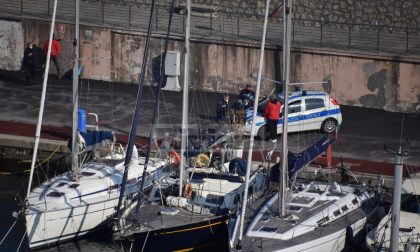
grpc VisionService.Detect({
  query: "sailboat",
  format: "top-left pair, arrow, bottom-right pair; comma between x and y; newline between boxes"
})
23,0 -> 173,248
235,0 -> 384,251
366,146 -> 420,252
111,0 -> 268,251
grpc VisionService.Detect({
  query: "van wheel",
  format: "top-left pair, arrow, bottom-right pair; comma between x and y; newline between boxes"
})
321,118 -> 337,134
257,126 -> 269,141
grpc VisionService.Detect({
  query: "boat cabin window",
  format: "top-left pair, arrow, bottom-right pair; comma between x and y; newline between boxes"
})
81,171 -> 96,176
351,198 -> 358,205
127,178 -> 137,184
317,216 -> 330,226
108,184 -> 119,190
305,98 -> 324,111
401,194 -> 420,214
333,209 -> 341,217
56,182 -> 67,187
47,192 -> 65,197
69,183 -> 79,189
205,194 -> 224,205
341,205 -> 349,212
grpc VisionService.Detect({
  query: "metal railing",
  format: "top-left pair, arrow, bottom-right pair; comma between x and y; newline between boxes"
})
0,0 -> 419,55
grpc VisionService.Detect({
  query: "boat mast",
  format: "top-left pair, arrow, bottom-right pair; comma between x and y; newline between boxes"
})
390,147 -> 404,251
114,0 -> 157,223
279,0 -> 292,218
71,0 -> 80,182
26,0 -> 58,198
236,0 -> 270,248
135,0 -> 176,215
179,0 -> 191,197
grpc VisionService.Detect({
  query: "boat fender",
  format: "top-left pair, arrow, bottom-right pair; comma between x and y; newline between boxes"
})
193,153 -> 210,168
166,196 -> 187,208
169,150 -> 181,168
183,183 -> 193,199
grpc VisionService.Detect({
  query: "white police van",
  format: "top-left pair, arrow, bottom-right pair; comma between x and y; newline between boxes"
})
243,90 -> 342,139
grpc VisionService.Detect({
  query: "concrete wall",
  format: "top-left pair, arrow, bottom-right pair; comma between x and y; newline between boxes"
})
3,18 -> 420,113
290,51 -> 420,112
0,20 -> 24,70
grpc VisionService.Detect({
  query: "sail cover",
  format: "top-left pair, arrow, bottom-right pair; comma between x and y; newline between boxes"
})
270,136 -> 334,181
78,131 -> 115,151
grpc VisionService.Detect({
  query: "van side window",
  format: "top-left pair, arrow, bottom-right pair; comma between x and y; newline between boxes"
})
305,98 -> 324,110
288,100 -> 301,114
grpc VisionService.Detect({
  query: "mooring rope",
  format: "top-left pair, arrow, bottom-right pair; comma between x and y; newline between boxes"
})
16,230 -> 27,252
0,219 -> 18,245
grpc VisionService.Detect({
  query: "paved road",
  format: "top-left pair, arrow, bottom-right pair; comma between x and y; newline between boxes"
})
1,69 -> 420,167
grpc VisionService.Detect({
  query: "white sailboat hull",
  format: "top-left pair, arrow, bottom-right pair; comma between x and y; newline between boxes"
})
25,156 -> 172,248
266,217 -> 366,252
26,196 -> 120,248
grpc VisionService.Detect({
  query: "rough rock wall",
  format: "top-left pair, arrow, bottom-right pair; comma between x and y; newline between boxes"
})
294,0 -> 420,29
125,0 -> 420,28
0,20 -> 24,70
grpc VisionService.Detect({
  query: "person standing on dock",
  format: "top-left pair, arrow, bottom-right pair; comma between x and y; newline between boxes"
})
43,34 -> 61,79
216,94 -> 230,123
263,94 -> 281,142
239,84 -> 255,102
24,42 -> 36,85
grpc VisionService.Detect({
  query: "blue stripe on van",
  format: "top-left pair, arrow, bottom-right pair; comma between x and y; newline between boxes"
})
255,108 -> 341,127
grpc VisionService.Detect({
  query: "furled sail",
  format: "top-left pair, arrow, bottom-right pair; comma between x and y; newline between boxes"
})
270,135 -> 334,181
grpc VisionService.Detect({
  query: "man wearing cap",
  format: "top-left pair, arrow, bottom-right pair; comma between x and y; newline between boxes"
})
263,94 -> 282,142
239,84 -> 255,102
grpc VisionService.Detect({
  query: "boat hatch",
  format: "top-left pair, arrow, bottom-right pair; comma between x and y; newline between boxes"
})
69,183 -> 79,189
47,192 -> 65,197
341,205 -> 349,212
259,227 -> 278,233
291,196 -> 314,205
287,205 -> 303,213
81,171 -> 96,176
351,198 -> 358,204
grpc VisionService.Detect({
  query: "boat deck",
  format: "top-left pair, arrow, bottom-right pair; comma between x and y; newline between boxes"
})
118,203 -> 219,237
241,206 -> 367,251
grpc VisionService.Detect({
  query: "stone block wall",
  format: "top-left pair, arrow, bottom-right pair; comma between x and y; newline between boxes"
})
122,0 -> 420,29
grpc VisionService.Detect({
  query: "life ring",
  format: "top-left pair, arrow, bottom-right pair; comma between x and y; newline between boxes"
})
169,150 -> 181,168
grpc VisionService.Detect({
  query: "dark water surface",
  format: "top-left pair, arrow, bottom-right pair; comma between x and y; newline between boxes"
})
0,172 -> 119,252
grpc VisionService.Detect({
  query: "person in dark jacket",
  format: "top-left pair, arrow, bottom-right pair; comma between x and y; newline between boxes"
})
216,94 -> 230,122
263,94 -> 282,142
243,98 -> 251,110
24,42 -> 36,85
43,35 -> 61,79
239,84 -> 255,102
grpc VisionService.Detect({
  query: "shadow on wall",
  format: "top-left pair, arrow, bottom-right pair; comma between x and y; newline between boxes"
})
359,69 -> 387,108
